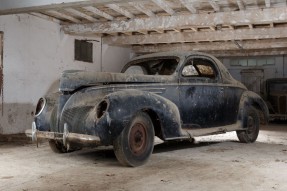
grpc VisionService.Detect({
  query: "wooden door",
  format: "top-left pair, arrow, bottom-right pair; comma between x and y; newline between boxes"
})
240,69 -> 264,96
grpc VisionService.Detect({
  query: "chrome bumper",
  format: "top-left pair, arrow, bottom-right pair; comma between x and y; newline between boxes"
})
25,122 -> 101,146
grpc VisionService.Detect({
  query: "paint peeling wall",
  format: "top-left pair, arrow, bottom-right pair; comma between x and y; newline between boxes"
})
0,14 -> 132,134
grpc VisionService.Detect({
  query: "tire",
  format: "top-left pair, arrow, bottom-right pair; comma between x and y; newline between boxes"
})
236,107 -> 260,143
49,140 -> 81,153
113,112 -> 155,167
49,140 -> 68,153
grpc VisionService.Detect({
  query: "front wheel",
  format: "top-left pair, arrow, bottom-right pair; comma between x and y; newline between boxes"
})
49,140 -> 68,153
236,107 -> 260,143
113,112 -> 155,167
49,140 -> 81,153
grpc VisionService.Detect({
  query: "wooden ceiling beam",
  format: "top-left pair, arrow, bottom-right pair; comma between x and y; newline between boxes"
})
236,0 -> 245,10
132,39 -> 287,53
63,7 -> 287,35
106,4 -> 134,19
29,12 -> 61,24
0,0 -> 142,15
65,8 -> 98,22
103,27 -> 287,45
208,0 -> 220,12
83,6 -> 114,20
46,10 -> 81,23
179,0 -> 197,14
129,2 -> 156,17
152,0 -> 175,15
208,49 -> 287,57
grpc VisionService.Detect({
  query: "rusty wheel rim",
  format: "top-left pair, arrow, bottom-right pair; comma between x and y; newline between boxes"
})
129,122 -> 147,156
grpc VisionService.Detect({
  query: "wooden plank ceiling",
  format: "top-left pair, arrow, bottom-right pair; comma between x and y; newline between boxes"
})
1,0 -> 287,56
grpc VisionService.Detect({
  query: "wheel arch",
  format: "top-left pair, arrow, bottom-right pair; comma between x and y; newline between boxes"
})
142,108 -> 164,140
104,89 -> 182,141
239,91 -> 269,125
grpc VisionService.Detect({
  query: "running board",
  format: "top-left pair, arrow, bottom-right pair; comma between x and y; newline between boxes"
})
183,122 -> 242,137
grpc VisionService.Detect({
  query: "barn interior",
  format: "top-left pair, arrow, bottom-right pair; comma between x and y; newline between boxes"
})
0,0 -> 287,190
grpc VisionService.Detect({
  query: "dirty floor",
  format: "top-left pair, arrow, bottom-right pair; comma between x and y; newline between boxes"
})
0,123 -> 287,191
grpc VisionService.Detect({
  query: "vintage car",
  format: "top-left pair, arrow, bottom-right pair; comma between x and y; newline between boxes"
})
264,78 -> 287,120
26,51 -> 269,167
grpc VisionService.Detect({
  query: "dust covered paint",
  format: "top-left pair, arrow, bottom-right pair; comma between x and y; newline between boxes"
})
26,51 -> 269,166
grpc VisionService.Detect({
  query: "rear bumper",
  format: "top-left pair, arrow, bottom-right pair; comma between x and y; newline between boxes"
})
25,122 -> 101,146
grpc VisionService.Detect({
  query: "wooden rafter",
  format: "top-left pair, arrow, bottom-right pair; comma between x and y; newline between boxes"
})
46,10 -> 81,23
29,12 -> 61,24
208,49 -> 287,57
103,27 -> 287,45
129,2 -> 156,17
236,0 -> 245,10
106,4 -> 134,18
179,0 -> 197,14
152,0 -> 175,15
208,0 -> 220,12
0,0 -> 142,15
65,8 -> 98,22
63,7 -> 287,35
83,6 -> 114,20
132,39 -> 287,53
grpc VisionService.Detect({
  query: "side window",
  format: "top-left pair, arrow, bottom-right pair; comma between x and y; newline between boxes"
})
182,58 -> 217,79
182,65 -> 199,76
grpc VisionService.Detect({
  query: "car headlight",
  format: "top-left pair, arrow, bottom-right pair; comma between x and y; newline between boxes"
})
35,98 -> 46,116
96,100 -> 109,119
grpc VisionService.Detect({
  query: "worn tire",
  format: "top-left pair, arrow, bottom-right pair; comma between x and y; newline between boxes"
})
113,112 -> 155,167
49,140 -> 68,153
236,107 -> 260,143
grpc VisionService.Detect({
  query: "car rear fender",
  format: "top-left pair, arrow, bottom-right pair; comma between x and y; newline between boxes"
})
238,91 -> 269,126
99,89 -> 182,142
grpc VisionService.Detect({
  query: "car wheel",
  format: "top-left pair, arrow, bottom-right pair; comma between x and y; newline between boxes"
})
236,107 -> 259,143
49,140 -> 68,153
113,112 -> 155,167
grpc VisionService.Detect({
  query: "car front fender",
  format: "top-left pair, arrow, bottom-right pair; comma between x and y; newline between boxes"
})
96,89 -> 182,144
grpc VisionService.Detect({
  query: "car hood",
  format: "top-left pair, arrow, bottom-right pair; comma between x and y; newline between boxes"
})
59,70 -> 176,92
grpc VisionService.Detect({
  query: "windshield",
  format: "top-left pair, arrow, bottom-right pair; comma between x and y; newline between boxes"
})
123,57 -> 179,76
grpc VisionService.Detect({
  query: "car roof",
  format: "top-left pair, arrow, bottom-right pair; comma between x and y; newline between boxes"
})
129,51 -> 216,62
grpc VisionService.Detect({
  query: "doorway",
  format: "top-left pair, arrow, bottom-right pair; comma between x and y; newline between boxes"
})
240,69 -> 264,96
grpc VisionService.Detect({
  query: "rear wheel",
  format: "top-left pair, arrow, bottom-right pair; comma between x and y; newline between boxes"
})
113,112 -> 155,167
236,107 -> 260,143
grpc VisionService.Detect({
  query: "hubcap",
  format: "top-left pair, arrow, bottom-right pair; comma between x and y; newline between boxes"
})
129,123 -> 147,156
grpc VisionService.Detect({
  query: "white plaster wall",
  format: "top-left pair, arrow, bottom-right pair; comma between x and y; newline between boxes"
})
0,14 -> 132,134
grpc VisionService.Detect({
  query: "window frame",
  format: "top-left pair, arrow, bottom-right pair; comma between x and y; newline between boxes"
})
74,39 -> 93,63
180,55 -> 221,83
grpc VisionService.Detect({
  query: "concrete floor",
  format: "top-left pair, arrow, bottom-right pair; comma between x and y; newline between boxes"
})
0,123 -> 287,191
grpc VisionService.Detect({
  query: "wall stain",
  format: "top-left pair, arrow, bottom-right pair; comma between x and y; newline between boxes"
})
0,103 -> 34,134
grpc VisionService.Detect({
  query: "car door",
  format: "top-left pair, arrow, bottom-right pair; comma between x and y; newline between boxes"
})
178,55 -> 226,128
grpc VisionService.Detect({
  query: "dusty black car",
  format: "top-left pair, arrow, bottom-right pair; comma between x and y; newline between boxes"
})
26,52 -> 269,167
